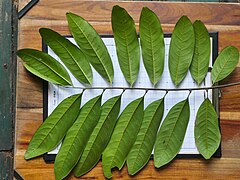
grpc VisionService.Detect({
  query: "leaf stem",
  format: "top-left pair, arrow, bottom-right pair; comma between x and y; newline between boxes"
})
163,90 -> 168,98
143,90 -> 148,97
187,90 -> 192,98
69,81 -> 240,92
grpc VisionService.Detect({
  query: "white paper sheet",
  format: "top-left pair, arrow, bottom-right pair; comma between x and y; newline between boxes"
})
46,37 -> 213,155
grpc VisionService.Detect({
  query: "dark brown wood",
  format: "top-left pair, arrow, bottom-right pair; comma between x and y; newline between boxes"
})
16,1 -> 240,179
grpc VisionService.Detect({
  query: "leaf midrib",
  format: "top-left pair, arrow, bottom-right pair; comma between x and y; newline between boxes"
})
23,53 -> 70,85
56,97 -> 100,178
109,98 -> 143,169
68,15 -> 112,83
122,27 -> 133,85
173,25 -> 193,84
78,96 -> 120,170
149,27 -> 156,85
129,100 -> 163,170
195,29 -> 209,84
204,100 -> 209,152
160,100 -> 188,158
213,50 -> 235,84
27,95 -> 79,156
44,31 -> 91,84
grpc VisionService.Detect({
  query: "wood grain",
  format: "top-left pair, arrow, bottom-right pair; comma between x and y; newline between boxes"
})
16,0 -> 240,179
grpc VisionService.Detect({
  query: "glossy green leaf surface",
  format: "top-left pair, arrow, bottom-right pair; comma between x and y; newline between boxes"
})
139,7 -> 165,85
169,16 -> 195,86
154,98 -> 190,168
195,98 -> 221,159
39,28 -> 93,84
24,94 -> 81,160
211,46 -> 239,84
127,98 -> 164,175
74,95 -> 121,177
17,49 -> 72,86
112,5 -> 140,86
102,97 -> 144,179
54,95 -> 101,180
190,20 -> 210,85
67,12 -> 114,84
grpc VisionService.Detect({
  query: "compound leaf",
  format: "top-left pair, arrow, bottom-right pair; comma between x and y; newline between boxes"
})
74,95 -> 121,177
139,7 -> 165,85
195,98 -> 221,159
190,20 -> 211,85
17,49 -> 72,86
127,98 -> 164,175
102,97 -> 144,179
67,12 -> 114,84
54,95 -> 102,180
211,46 -> 239,84
24,94 -> 81,160
169,16 -> 195,86
40,28 -> 92,84
112,5 -> 140,86
154,98 -> 190,168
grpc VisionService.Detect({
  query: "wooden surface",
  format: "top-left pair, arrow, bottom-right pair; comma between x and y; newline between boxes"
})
15,1 -> 240,179
0,0 -> 17,179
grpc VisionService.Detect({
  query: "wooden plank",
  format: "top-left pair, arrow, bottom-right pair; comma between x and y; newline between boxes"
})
17,62 -> 44,108
19,1 -> 240,25
16,1 -> 240,179
16,159 -> 240,180
221,120 -> 240,158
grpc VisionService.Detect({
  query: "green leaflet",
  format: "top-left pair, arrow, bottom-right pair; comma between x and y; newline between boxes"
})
39,28 -> 93,85
74,95 -> 121,177
54,95 -> 101,180
66,12 -> 114,84
139,7 -> 165,86
112,5 -> 140,86
211,46 -> 239,84
17,49 -> 72,86
127,98 -> 164,175
169,16 -> 195,86
24,94 -> 81,160
190,20 -> 211,85
102,97 -> 144,179
154,98 -> 190,168
195,98 -> 221,159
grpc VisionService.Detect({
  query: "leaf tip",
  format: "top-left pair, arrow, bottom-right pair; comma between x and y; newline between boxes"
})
66,11 -> 78,18
39,27 -> 50,37
180,15 -> 190,20
24,152 -> 31,160
126,163 -> 137,176
73,169 -> 84,178
153,160 -> 162,168
103,167 -> 113,179
203,154 -> 211,160
154,157 -> 169,169
128,171 -> 136,176
193,19 -> 202,24
54,165 -> 69,180
113,5 -> 122,10
141,6 -> 149,12
39,27 -> 45,33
